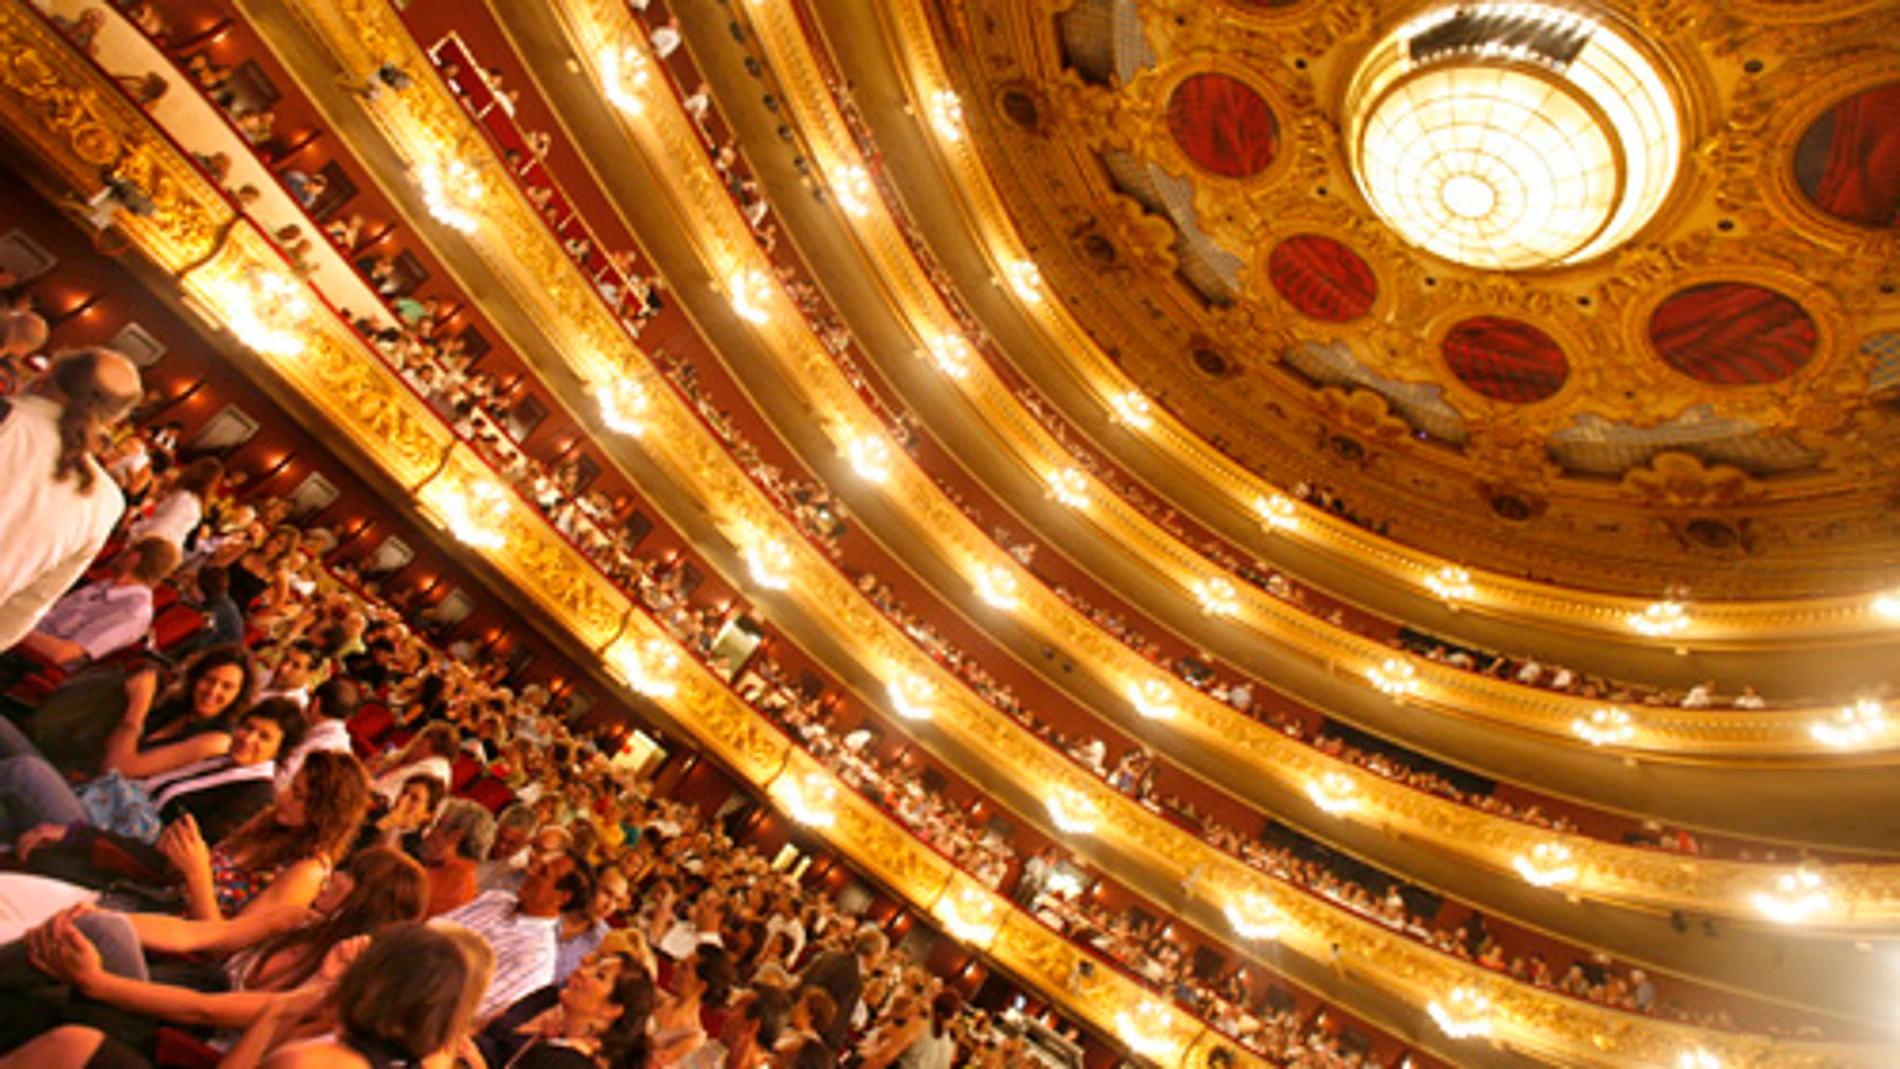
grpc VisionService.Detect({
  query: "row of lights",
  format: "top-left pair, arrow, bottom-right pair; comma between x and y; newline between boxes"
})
1572,700 -> 1892,751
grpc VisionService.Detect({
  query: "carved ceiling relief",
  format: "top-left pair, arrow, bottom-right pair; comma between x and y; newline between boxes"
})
946,0 -> 1900,590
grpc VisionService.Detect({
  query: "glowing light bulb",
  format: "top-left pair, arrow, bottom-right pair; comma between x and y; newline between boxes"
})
418,157 -> 481,233
1046,787 -> 1099,835
1425,565 -> 1474,602
832,163 -> 873,218
1571,707 -> 1634,746
1193,576 -> 1240,617
1810,699 -> 1886,749
598,44 -> 651,114
1047,468 -> 1089,509
745,538 -> 793,590
614,638 -> 681,699
1427,987 -> 1493,1039
1224,894 -> 1284,940
845,434 -> 892,484
927,89 -> 963,142
887,673 -> 935,721
1254,494 -> 1299,531
1511,842 -> 1578,887
924,333 -> 972,379
728,269 -> 772,325
1109,391 -> 1154,431
598,379 -> 651,437
1005,260 -> 1043,304
1367,658 -> 1419,696
1126,679 -> 1177,721
1307,773 -> 1360,816
1751,867 -> 1831,924
973,565 -> 1019,610
1628,599 -> 1689,636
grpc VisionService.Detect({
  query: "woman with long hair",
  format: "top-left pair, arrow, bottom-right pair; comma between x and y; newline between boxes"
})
475,943 -> 656,1068
22,643 -> 256,776
7,748 -> 368,926
128,454 -> 221,550
217,921 -> 493,1069
855,991 -> 959,1069
11,847 -> 428,1052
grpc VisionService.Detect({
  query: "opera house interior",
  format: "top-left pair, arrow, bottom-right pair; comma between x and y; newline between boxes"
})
0,0 -> 1895,1065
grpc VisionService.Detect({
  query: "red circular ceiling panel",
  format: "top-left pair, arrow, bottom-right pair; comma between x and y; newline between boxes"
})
1442,317 -> 1569,403
1166,73 -> 1279,179
1650,283 -> 1818,385
1267,235 -> 1377,323
1793,82 -> 1900,228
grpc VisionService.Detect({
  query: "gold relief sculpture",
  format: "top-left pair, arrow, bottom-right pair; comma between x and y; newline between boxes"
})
887,0 -> 1900,600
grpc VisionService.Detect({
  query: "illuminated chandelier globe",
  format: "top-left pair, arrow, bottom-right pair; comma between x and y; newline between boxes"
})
1345,3 -> 1683,271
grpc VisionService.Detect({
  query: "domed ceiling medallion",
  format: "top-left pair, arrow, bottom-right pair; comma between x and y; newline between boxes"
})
1165,72 -> 1279,178
1267,235 -> 1377,323
1650,283 -> 1818,386
1443,317 -> 1569,403
1792,81 -> 1900,229
1344,3 -> 1684,271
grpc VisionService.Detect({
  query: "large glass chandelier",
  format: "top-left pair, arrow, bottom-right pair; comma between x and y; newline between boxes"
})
1345,3 -> 1682,271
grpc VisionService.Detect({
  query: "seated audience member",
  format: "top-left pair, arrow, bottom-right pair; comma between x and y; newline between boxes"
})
276,676 -> 360,792
0,698 -> 303,847
368,721 -> 459,804
2,847 -> 428,1056
423,797 -> 497,916
554,862 -> 627,984
21,644 -> 255,774
477,802 -> 540,892
220,920 -> 495,1068
21,749 -> 369,921
441,846 -> 595,1022
12,535 -> 179,670
0,348 -> 141,651
255,640 -> 322,708
474,943 -> 656,1068
357,771 -> 443,854
127,455 -> 221,550
800,927 -> 886,1052
180,563 -> 245,652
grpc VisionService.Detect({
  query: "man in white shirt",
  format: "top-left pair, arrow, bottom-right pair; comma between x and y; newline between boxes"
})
0,349 -> 141,650
256,640 -> 321,709
276,676 -> 360,792
441,849 -> 592,1022
1680,681 -> 1715,709
15,536 -> 178,669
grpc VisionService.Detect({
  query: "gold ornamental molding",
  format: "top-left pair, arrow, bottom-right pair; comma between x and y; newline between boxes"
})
855,0 -> 1900,638
233,0 -> 1900,1054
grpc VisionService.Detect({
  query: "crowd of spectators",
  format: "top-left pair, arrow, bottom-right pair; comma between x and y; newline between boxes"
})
0,348 -> 1098,1069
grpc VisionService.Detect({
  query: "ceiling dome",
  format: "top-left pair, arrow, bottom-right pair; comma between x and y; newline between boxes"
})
1345,3 -> 1684,271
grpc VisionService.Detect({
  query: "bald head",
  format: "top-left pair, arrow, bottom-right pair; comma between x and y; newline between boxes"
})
44,348 -> 142,494
46,347 -> 141,423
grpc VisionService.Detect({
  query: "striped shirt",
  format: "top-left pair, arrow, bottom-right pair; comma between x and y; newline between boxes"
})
442,890 -> 559,1022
